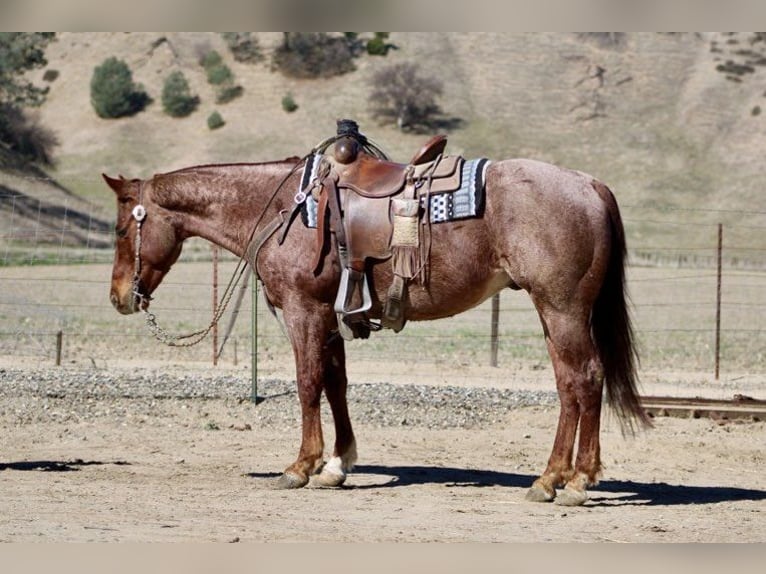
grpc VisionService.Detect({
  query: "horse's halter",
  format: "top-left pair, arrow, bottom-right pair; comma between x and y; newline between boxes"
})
130,199 -> 151,311
126,182 -> 226,347
127,160 -> 304,348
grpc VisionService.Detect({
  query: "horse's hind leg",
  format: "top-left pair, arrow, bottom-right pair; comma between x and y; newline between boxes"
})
313,332 -> 357,487
527,307 -> 604,506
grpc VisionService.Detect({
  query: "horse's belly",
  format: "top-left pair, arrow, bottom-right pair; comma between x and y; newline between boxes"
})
369,217 -> 509,321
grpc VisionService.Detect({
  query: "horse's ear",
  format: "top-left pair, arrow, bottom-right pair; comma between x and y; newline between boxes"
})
102,173 -> 125,194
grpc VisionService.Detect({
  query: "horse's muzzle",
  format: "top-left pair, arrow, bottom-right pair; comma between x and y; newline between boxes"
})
110,288 -> 142,315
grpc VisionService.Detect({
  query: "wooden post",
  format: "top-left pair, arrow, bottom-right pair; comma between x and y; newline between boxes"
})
715,223 -> 722,380
55,330 -> 63,366
490,293 -> 500,367
212,245 -> 219,366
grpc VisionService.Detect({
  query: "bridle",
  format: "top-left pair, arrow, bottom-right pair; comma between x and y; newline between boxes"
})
127,155 -> 309,347
130,201 -> 150,310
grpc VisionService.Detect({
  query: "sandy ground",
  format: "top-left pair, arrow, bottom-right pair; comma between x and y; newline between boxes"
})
1,363 -> 764,543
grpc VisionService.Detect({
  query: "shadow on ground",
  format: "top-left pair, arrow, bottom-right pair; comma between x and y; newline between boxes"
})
248,464 -> 766,507
0,459 -> 131,472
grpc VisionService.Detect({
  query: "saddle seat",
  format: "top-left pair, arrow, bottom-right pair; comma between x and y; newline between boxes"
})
333,135 -> 450,198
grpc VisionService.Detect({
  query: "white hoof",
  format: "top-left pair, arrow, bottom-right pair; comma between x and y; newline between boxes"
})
311,457 -> 347,488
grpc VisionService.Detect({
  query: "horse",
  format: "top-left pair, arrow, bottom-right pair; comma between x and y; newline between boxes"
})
104,148 -> 649,507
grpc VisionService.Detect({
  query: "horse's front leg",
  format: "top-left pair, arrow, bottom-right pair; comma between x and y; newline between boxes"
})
312,330 -> 357,487
276,302 -> 334,489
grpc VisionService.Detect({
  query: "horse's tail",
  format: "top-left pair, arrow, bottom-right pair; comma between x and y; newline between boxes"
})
591,181 -> 651,433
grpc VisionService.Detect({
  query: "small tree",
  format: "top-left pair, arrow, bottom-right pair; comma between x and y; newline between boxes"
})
272,33 -> 356,79
161,71 -> 199,117
0,32 -> 55,107
200,49 -> 243,104
90,57 -> 149,118
0,103 -> 58,165
221,32 -> 263,63
369,63 -> 443,131
0,33 -> 57,164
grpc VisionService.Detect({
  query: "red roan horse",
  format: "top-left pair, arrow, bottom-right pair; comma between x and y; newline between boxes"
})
105,141 -> 649,506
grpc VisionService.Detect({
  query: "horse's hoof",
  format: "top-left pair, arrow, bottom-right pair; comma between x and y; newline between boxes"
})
310,457 -> 347,488
311,470 -> 346,488
554,486 -> 588,506
525,485 -> 555,503
275,471 -> 308,490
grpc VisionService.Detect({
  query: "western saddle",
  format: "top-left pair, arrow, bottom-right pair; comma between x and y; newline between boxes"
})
302,119 -> 466,341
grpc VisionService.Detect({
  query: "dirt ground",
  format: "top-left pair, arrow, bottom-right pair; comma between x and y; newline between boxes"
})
1,362 -> 764,543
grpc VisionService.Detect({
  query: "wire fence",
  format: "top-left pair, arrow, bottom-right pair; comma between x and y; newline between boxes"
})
1,192 -> 764,397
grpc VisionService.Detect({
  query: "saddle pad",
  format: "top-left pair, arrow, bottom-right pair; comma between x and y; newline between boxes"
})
423,157 -> 490,223
299,153 -> 323,228
299,155 -> 491,228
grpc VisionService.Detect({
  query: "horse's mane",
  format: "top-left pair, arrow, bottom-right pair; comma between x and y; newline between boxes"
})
156,157 -> 303,179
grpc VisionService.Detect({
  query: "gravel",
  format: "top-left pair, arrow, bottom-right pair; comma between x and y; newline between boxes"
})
0,366 -> 558,430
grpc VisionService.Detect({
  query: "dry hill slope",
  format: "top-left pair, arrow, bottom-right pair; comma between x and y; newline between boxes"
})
3,32 -> 765,260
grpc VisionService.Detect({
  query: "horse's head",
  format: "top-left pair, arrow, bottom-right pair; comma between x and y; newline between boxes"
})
104,174 -> 183,315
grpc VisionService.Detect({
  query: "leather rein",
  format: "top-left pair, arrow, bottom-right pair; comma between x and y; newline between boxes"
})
130,157 -> 306,347
129,133 -> 389,347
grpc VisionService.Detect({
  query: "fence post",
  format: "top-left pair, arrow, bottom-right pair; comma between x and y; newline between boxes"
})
715,223 -> 722,380
212,245 -> 219,366
490,293 -> 500,367
55,330 -> 63,366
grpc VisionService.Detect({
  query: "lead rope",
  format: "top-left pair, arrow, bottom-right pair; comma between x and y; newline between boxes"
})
132,154 -> 312,347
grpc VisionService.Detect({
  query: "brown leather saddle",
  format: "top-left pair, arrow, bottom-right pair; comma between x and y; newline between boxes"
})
307,123 -> 466,340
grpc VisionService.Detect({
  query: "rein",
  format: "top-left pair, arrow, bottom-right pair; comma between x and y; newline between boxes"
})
130,131 -> 386,347
131,155 -> 310,347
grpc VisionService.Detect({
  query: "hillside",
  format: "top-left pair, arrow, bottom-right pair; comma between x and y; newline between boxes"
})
3,32 -> 766,263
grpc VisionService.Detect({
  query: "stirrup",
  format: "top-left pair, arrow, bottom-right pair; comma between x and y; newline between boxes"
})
334,267 -> 372,315
336,312 -> 381,341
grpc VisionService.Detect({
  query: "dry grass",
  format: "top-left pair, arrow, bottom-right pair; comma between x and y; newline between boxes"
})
1,257 -> 763,399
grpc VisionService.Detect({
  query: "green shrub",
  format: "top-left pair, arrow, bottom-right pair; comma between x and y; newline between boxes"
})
206,63 -> 233,86
200,49 -> 243,104
90,57 -> 149,118
281,93 -> 298,113
161,71 -> 199,117
215,84 -> 243,104
200,50 -> 223,69
42,69 -> 59,82
207,110 -> 225,130
366,33 -> 393,56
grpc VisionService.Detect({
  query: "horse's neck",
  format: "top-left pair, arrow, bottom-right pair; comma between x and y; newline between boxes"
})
154,163 -> 294,257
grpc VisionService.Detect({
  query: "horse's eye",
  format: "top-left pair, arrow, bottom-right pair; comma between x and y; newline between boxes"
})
115,226 -> 128,238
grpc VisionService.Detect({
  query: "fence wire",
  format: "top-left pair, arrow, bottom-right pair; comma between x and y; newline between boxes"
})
1,199 -> 764,393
